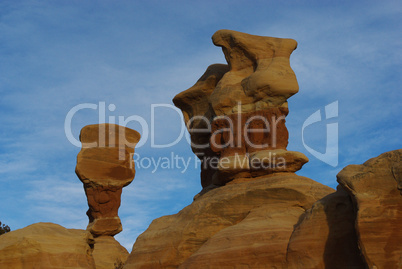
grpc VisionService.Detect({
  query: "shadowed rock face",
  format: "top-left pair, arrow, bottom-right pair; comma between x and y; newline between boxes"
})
337,149 -> 402,269
286,149 -> 402,269
286,186 -> 367,269
76,123 -> 140,237
173,64 -> 229,188
173,30 -> 308,189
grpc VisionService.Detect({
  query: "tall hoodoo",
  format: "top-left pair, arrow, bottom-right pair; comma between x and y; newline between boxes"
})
75,123 -> 140,237
174,30 -> 308,190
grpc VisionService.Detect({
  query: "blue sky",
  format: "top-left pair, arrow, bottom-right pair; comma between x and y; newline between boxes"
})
0,0 -> 401,250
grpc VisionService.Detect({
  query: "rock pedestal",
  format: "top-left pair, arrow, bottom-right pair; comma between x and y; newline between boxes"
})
0,223 -> 96,269
75,123 -> 140,237
174,30 -> 308,189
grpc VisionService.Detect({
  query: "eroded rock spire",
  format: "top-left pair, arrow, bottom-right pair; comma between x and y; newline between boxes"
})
174,29 -> 308,190
75,123 -> 140,237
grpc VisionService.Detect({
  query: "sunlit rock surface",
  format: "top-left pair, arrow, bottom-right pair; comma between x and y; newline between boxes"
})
174,30 -> 308,189
124,173 -> 334,268
0,223 -> 95,269
76,123 -> 140,237
337,149 -> 402,269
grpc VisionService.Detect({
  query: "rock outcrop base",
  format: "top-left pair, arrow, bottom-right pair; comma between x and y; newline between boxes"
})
337,149 -> 402,269
124,149 -> 402,269
0,223 -> 96,269
0,223 -> 129,269
124,173 -> 334,268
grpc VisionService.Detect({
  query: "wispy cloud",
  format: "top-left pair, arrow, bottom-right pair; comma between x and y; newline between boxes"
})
0,0 -> 400,251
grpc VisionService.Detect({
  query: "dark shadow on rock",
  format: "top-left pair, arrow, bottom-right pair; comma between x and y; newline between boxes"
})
323,185 -> 368,269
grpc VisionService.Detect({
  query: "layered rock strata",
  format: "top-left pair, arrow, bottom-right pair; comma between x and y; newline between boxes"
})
76,123 -> 140,237
287,149 -> 402,268
173,64 -> 229,188
0,223 -> 129,269
124,173 -> 334,268
337,149 -> 402,269
286,186 -> 367,268
173,30 -> 308,189
125,150 -> 402,269
0,223 -> 96,269
92,236 -> 129,269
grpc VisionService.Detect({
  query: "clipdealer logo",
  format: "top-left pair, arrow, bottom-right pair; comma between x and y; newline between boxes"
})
302,101 -> 339,167
65,101 -> 339,168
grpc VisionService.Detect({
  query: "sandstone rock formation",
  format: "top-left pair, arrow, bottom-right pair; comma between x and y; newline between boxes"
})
92,236 -> 129,269
0,222 -> 129,269
124,148 -> 402,269
173,30 -> 308,189
286,186 -> 366,268
210,29 -> 299,114
337,149 -> 402,269
173,64 -> 229,188
0,223 -> 95,269
286,149 -> 402,268
130,30 -> 401,268
76,123 -> 140,237
1,29 -> 400,269
124,173 -> 334,268
0,123 -> 139,269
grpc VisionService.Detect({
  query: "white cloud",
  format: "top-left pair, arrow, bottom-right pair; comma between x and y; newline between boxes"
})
0,0 -> 400,251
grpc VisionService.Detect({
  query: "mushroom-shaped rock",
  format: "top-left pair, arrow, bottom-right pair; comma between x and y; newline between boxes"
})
173,30 -> 308,189
76,123 -> 140,237
211,29 -> 299,115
